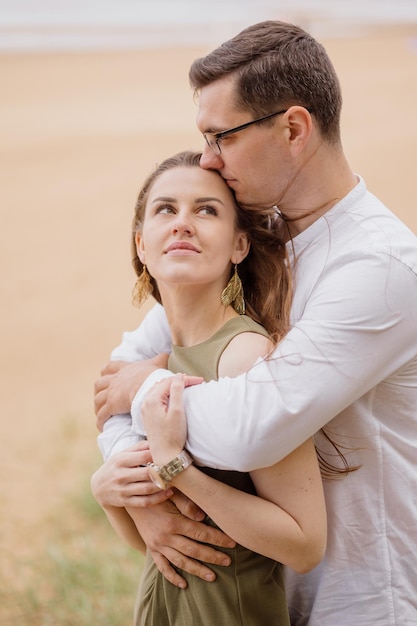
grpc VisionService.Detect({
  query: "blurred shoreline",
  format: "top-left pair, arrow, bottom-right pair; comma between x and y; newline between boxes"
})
2,22 -> 417,54
2,0 -> 417,53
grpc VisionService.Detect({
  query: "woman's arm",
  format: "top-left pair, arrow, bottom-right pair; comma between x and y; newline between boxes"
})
90,441 -> 173,551
97,503 -> 146,553
143,328 -> 327,573
91,440 -> 236,587
172,439 -> 325,573
144,374 -> 326,573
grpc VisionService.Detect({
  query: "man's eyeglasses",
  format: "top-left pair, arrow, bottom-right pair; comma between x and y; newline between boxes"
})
204,109 -> 288,155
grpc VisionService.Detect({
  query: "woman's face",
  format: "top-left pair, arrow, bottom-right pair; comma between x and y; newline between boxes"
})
136,166 -> 249,294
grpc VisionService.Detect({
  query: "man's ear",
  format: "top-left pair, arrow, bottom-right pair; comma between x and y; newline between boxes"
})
231,232 -> 250,264
285,106 -> 313,156
135,232 -> 146,263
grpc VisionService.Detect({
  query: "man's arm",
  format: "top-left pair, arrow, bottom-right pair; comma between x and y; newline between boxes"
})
111,303 -> 172,361
95,356 -> 171,435
132,254 -> 417,470
95,303 -> 173,457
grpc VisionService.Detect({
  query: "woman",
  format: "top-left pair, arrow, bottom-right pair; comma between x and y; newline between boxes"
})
92,151 -> 326,625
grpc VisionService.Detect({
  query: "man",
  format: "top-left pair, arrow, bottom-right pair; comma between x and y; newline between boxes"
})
93,21 -> 417,625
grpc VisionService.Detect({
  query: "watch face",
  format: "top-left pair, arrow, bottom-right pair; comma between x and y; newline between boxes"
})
148,465 -> 167,490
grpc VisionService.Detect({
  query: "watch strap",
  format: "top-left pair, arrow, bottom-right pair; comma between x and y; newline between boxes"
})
154,450 -> 193,484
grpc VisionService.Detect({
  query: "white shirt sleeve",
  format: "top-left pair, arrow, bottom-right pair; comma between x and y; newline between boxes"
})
98,303 -> 173,460
97,413 -> 145,459
111,303 -> 172,361
132,252 -> 417,471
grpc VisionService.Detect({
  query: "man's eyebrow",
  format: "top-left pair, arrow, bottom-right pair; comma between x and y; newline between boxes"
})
204,126 -> 221,133
203,122 -> 228,134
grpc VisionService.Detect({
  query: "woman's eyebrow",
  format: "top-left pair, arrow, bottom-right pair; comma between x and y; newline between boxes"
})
151,196 -> 176,203
194,196 -> 225,205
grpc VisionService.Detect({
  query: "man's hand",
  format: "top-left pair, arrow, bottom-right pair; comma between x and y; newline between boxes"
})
94,354 -> 169,430
127,494 -> 236,589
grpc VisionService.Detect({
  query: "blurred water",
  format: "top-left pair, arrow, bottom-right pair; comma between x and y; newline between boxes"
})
1,0 -> 417,51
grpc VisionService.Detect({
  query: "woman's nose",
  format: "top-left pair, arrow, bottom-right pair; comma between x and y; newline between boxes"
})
171,213 -> 194,236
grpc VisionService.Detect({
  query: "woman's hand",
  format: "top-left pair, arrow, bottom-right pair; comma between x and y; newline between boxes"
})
142,373 -> 201,465
91,440 -> 173,508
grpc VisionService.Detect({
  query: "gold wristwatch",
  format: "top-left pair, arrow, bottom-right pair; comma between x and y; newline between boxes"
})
148,450 -> 193,490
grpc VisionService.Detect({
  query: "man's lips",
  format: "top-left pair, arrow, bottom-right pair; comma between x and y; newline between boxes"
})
165,242 -> 200,254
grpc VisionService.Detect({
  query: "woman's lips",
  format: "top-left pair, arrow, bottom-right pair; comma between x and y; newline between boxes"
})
165,242 -> 200,254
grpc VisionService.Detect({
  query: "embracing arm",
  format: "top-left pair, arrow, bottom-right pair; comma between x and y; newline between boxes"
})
95,304 -> 173,458
161,444 -> 325,572
91,441 -> 236,588
91,441 -> 173,552
111,303 -> 172,361
95,504 -> 146,552
142,332 -> 327,573
134,254 -> 417,470
143,375 -> 326,573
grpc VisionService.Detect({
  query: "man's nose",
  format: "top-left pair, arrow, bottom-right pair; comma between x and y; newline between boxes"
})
200,145 -> 224,171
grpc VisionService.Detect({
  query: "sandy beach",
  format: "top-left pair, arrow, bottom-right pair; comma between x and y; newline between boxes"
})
1,25 -> 417,582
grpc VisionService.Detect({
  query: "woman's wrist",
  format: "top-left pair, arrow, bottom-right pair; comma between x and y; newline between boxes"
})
151,445 -> 184,466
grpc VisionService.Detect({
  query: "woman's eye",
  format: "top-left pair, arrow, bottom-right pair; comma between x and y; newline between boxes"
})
198,205 -> 217,216
155,204 -> 175,215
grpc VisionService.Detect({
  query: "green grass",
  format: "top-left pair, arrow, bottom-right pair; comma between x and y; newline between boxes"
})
0,483 -> 144,626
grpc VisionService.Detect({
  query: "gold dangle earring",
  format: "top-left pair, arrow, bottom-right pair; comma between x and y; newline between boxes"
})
132,265 -> 153,307
221,264 -> 245,314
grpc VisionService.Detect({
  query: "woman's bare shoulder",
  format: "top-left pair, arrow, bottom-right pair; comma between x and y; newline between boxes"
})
218,332 -> 273,378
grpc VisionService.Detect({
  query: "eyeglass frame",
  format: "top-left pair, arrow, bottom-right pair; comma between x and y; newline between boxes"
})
203,109 -> 289,155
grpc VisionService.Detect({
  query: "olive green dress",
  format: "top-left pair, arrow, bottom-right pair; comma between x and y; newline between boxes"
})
134,316 -> 290,626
